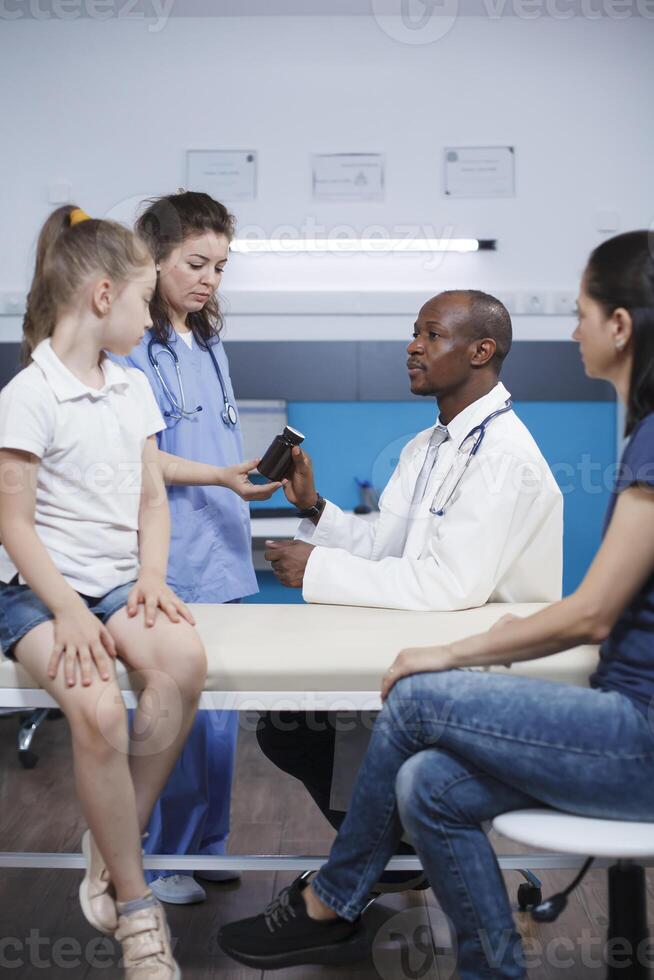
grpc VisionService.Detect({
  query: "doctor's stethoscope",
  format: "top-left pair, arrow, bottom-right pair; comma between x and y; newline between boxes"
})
428,399 -> 513,516
147,336 -> 238,427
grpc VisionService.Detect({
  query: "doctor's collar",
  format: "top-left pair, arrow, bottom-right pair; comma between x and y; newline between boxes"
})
438,382 -> 510,445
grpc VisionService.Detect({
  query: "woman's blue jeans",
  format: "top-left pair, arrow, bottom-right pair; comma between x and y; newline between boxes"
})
311,670 -> 654,980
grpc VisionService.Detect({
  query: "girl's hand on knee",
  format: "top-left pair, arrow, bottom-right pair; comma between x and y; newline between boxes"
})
381,645 -> 455,702
128,571 -> 196,627
49,600 -> 117,687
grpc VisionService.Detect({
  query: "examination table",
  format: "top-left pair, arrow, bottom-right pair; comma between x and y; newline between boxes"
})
0,601 -> 613,884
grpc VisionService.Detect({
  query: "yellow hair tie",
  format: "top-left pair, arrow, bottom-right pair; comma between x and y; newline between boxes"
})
69,208 -> 92,227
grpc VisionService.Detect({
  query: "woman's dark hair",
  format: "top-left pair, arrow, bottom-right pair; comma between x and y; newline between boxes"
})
136,191 -> 235,347
585,230 -> 654,435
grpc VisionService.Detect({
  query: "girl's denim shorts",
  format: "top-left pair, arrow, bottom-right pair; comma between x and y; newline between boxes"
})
0,578 -> 135,659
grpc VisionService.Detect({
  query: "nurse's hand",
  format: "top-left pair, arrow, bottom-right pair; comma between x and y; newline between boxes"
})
283,446 -> 318,510
264,539 -> 315,587
381,645 -> 456,702
221,460 -> 285,501
489,613 -> 520,632
127,571 -> 196,628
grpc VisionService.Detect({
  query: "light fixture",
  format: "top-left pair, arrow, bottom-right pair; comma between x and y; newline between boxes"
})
230,238 -> 496,254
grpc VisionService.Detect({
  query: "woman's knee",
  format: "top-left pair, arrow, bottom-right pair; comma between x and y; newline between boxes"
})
396,748 -> 470,830
395,752 -> 436,832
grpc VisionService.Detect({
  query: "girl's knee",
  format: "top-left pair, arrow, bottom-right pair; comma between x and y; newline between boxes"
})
179,633 -> 207,697
66,683 -> 128,756
155,630 -> 207,699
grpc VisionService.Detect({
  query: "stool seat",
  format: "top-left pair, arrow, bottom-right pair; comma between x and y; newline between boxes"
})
493,808 -> 654,859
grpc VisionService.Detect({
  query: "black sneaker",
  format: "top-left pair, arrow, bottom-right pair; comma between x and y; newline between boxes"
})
217,875 -> 366,969
373,870 -> 429,894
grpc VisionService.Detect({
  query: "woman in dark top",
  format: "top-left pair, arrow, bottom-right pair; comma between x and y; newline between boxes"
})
219,231 -> 654,979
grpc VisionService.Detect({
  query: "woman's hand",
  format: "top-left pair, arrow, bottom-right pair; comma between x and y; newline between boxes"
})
49,598 -> 117,688
127,570 -> 196,628
220,460 -> 285,501
381,645 -> 456,702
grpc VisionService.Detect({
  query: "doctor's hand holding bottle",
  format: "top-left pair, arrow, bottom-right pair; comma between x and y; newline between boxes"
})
283,445 -> 320,514
265,446 -> 319,586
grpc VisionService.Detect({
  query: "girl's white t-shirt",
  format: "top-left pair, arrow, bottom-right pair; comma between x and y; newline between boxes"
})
178,330 -> 193,349
0,339 -> 165,597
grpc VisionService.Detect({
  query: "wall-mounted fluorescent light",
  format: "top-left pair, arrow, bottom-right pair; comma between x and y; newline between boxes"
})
230,238 -> 496,254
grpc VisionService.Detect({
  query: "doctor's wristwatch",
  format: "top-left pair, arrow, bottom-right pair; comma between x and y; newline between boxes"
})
296,493 -> 326,520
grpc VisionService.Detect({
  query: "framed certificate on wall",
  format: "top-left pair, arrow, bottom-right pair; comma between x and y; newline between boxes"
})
444,146 -> 515,198
186,150 -> 257,201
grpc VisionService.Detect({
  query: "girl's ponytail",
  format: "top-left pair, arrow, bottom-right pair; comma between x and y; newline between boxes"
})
22,205 -> 76,365
21,205 -> 151,365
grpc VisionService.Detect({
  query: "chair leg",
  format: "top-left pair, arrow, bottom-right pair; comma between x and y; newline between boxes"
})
17,708 -> 49,769
607,862 -> 650,980
517,868 -> 542,909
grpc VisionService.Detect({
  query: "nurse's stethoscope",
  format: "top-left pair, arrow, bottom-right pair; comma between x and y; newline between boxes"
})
147,335 -> 238,426
429,399 -> 513,516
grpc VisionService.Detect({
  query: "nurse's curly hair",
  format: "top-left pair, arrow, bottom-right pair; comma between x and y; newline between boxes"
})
585,230 -> 654,436
136,191 -> 235,348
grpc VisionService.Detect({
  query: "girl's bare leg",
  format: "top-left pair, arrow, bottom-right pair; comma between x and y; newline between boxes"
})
106,606 -> 207,833
14,622 -> 147,903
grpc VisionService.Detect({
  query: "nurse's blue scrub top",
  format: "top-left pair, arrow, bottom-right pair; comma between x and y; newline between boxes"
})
112,330 -> 258,604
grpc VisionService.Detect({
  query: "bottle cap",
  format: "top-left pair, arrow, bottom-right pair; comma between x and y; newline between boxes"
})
283,426 -> 305,446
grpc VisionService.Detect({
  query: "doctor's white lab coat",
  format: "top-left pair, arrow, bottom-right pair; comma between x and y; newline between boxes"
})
296,382 -> 563,610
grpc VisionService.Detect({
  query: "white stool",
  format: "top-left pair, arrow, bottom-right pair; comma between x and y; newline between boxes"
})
494,809 -> 654,980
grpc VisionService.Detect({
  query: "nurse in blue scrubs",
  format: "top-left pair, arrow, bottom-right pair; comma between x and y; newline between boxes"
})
114,190 -> 282,904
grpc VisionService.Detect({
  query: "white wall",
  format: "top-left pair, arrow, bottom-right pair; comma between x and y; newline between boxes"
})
0,13 -> 652,323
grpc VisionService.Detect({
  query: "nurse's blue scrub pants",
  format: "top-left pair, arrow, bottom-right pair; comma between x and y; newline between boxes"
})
143,711 -> 239,876
136,598 -> 242,879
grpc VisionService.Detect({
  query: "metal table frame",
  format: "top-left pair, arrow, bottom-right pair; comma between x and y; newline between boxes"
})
4,686 -> 648,876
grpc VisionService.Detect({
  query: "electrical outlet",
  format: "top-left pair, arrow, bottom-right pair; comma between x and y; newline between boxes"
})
551,291 -> 578,316
1,293 -> 26,316
519,292 -> 548,315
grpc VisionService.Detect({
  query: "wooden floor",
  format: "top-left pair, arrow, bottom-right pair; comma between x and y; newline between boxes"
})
0,711 -> 652,980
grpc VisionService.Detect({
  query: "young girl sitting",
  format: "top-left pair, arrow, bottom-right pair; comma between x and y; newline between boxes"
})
0,205 -> 207,980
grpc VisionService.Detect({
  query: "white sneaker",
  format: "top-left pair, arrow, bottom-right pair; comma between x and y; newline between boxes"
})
195,867 -> 242,883
195,841 -> 241,883
79,830 -> 118,935
115,898 -> 181,979
149,874 -> 206,905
